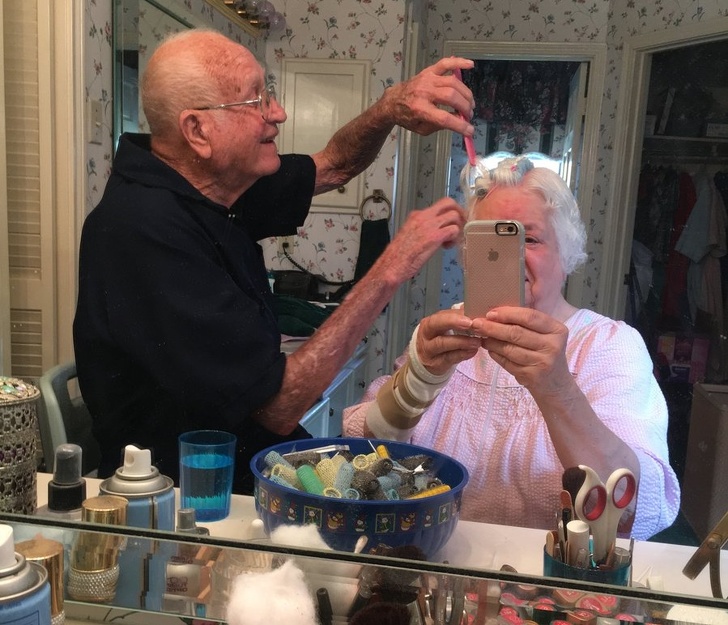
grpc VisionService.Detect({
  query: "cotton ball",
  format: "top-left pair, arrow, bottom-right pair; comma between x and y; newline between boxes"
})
269,523 -> 332,551
226,560 -> 317,625
269,523 -> 361,579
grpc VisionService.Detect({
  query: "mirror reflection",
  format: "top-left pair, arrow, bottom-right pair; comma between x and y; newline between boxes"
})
4,0 -> 728,616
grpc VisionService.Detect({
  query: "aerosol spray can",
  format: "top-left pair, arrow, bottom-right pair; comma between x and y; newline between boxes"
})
99,444 -> 174,530
16,535 -> 65,625
0,524 -> 51,624
100,445 -> 175,612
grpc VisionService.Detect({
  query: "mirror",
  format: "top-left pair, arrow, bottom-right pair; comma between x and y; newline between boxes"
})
113,0 -> 262,146
50,0 -> 712,596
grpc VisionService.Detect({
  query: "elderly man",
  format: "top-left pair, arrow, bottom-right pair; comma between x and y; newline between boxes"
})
73,29 -> 474,491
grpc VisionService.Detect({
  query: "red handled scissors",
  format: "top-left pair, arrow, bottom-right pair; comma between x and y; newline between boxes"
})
574,465 -> 637,564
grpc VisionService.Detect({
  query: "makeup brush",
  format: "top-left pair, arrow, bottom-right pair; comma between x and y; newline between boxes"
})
561,466 -> 586,513
560,489 -> 574,544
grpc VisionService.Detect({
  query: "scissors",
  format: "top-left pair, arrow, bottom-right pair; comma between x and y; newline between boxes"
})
574,465 -> 637,564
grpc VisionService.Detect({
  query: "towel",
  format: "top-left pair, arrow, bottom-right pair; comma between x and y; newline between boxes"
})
354,218 -> 391,282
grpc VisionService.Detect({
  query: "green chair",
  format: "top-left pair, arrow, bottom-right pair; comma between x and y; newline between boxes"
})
36,361 -> 100,476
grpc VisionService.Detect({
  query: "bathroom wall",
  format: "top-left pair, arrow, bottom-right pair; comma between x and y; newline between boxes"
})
84,0 -> 728,376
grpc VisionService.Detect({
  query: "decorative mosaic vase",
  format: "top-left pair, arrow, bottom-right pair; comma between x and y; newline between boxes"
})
0,376 -> 40,514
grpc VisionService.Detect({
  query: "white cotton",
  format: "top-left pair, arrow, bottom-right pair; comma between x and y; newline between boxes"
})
269,523 -> 332,551
225,560 -> 317,625
268,523 -> 361,580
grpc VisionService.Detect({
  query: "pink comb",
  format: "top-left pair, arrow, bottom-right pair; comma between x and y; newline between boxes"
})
453,67 -> 476,167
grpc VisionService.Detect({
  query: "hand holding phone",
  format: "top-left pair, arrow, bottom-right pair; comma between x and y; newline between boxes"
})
463,220 -> 525,319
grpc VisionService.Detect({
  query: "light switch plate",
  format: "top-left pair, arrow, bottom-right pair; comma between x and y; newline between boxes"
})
88,99 -> 103,144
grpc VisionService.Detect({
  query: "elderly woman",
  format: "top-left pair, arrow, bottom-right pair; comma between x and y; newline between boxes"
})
343,154 -> 680,540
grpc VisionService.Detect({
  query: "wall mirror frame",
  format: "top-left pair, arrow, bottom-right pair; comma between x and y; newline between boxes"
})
15,5 -> 716,605
425,40 -> 606,319
601,17 -> 728,321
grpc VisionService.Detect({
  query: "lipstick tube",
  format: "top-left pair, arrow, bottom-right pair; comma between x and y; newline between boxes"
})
15,536 -> 65,625
67,495 -> 128,603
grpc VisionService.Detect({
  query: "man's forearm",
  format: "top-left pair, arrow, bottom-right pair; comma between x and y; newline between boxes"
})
254,268 -> 399,434
312,97 -> 393,195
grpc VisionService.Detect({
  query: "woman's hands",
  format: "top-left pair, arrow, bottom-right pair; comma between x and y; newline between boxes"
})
415,305 -> 575,398
415,309 -> 482,376
471,306 -> 573,398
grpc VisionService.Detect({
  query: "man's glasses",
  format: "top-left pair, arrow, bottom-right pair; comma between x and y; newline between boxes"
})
193,84 -> 277,121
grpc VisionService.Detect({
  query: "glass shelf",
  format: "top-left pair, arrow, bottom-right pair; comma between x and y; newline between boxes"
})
1,511 -> 727,624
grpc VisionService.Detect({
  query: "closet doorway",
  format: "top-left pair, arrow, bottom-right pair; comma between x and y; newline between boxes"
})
604,23 -> 728,538
628,38 -> 728,483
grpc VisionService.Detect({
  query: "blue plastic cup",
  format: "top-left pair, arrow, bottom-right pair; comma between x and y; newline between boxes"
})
179,430 -> 237,521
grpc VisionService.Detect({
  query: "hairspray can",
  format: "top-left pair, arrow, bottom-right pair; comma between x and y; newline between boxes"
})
99,445 -> 175,530
15,535 -> 65,625
100,446 -> 175,611
67,495 -> 128,603
0,524 -> 51,624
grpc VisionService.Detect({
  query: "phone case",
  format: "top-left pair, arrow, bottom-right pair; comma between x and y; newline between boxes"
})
463,220 -> 525,318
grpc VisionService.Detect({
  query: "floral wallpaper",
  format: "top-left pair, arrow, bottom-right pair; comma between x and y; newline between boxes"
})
84,0 -> 728,380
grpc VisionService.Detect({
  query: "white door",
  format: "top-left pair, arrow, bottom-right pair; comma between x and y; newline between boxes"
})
2,0 -> 83,379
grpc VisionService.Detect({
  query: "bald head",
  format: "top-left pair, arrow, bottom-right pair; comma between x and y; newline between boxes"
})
141,30 -> 261,139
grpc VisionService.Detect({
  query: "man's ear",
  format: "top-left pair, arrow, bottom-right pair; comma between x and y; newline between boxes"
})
179,110 -> 212,159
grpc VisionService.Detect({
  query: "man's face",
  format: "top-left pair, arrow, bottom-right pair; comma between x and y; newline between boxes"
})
206,58 -> 287,190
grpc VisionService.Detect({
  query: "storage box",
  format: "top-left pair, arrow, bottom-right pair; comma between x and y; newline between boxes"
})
681,383 -> 728,540
655,333 -> 709,384
704,121 -> 728,138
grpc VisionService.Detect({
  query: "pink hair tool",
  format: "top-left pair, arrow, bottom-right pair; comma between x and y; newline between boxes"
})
452,67 -> 477,167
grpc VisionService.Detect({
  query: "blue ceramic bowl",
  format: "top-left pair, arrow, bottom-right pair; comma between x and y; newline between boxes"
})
250,437 -> 469,560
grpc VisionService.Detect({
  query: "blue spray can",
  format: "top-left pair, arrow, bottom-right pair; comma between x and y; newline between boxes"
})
99,444 -> 175,530
0,524 -> 51,625
100,445 -> 175,612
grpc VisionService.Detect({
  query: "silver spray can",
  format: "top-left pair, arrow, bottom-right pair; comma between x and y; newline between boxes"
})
0,524 -> 51,624
99,444 -> 175,530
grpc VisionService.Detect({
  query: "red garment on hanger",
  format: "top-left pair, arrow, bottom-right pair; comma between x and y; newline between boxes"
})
661,172 -> 697,322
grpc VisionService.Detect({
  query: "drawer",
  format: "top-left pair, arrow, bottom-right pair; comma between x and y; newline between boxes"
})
325,369 -> 353,437
300,396 -> 331,438
346,355 -> 368,406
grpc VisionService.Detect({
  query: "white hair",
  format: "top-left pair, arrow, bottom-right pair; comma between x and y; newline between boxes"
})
460,153 -> 587,275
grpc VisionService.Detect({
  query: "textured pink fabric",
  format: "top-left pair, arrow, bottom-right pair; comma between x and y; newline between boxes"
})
343,309 -> 680,539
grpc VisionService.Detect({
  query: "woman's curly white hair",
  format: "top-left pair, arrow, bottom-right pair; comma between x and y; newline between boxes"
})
460,152 -> 588,276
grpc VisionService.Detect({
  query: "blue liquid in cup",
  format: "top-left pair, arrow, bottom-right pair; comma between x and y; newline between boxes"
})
180,453 -> 234,521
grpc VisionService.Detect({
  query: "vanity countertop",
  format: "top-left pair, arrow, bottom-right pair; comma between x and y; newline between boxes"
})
33,472 -> 725,601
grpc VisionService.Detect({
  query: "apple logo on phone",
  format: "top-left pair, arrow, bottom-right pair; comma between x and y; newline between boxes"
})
488,248 -> 499,261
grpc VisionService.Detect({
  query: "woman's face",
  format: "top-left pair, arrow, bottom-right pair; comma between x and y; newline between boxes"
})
473,186 -> 567,316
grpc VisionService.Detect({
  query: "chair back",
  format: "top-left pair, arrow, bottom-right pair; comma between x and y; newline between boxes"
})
37,361 -> 101,476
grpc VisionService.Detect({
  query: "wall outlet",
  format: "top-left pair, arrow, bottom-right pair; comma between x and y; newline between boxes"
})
278,235 -> 294,256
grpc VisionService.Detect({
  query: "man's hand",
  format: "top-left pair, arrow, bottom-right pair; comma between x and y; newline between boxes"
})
372,198 -> 467,285
381,57 -> 475,136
